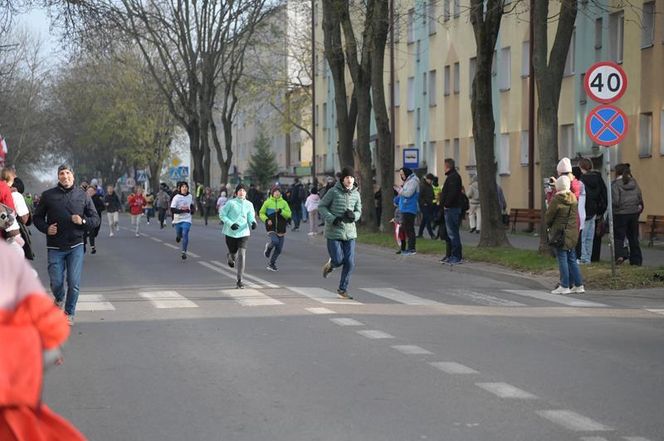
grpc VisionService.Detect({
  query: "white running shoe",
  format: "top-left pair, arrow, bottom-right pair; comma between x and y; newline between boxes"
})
571,285 -> 585,294
551,286 -> 572,295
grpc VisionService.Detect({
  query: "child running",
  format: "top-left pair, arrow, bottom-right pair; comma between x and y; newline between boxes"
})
170,182 -> 195,260
305,187 -> 320,236
220,183 -> 257,289
259,186 -> 292,271
127,186 -> 147,237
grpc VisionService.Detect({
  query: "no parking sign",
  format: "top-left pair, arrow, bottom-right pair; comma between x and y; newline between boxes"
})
585,105 -> 629,147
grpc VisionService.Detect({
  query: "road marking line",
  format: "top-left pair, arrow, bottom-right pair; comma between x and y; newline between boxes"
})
220,289 -> 284,306
75,294 -> 115,311
198,262 -> 261,288
306,307 -> 336,315
288,287 -> 363,305
357,330 -> 394,339
210,260 -> 278,288
536,410 -> 613,432
187,251 -> 201,258
503,290 -> 608,308
623,437 -> 653,441
475,382 -> 538,399
163,243 -> 180,250
646,309 -> 664,316
360,287 -> 444,305
429,362 -> 479,374
445,289 -> 526,307
139,291 -> 198,309
150,237 -> 163,243
391,345 -> 432,355
580,437 -> 609,441
330,318 -> 364,326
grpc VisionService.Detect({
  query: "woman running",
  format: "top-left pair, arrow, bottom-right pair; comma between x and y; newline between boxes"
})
170,182 -> 195,260
220,183 -> 257,288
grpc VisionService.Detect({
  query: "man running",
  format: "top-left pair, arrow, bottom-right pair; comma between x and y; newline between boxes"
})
319,167 -> 362,300
127,186 -> 146,237
33,164 -> 100,325
85,186 -> 105,254
104,185 -> 121,236
170,182 -> 194,260
220,183 -> 257,288
156,183 -> 171,229
259,186 -> 292,272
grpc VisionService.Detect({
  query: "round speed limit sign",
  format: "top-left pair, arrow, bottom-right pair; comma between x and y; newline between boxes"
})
584,61 -> 628,104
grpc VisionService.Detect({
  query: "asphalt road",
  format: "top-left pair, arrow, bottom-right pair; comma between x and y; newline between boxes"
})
28,214 -> 664,441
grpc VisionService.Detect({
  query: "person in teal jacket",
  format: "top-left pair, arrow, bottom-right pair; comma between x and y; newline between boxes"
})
259,186 -> 292,271
220,183 -> 256,289
319,166 -> 362,299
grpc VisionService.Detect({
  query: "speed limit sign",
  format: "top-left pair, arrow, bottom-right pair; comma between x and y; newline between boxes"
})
584,61 -> 627,104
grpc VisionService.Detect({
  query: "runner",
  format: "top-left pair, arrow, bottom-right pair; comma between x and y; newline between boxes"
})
84,186 -> 105,254
144,191 -> 155,224
170,182 -> 194,260
127,187 -> 146,237
259,185 -> 292,272
156,183 -> 171,229
103,185 -> 121,237
319,167 -> 362,300
202,187 -> 216,226
219,183 -> 257,288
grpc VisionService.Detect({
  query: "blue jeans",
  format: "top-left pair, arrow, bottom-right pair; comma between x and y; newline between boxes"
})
268,233 -> 285,266
580,216 -> 596,263
418,205 -> 435,237
48,246 -> 85,316
444,207 -> 462,261
175,222 -> 191,252
327,239 -> 356,292
555,247 -> 584,288
292,206 -> 302,229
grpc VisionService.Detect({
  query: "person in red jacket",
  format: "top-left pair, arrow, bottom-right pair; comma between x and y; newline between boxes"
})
0,241 -> 87,441
127,186 -> 147,237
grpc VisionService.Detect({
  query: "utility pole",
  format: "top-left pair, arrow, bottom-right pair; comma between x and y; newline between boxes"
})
311,0 -> 317,182
528,0 -> 535,229
390,0 -> 396,156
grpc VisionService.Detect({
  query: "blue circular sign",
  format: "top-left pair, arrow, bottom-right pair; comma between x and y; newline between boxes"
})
585,105 -> 628,147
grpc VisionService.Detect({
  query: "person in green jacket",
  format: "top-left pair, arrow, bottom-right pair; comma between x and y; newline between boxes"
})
546,175 -> 584,295
259,186 -> 292,271
220,183 -> 257,289
319,167 -> 362,299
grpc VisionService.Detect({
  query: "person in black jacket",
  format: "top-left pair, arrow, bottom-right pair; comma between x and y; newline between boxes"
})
439,158 -> 464,264
578,158 -> 607,263
417,173 -> 436,239
33,164 -> 100,325
84,185 -> 105,254
103,185 -> 122,236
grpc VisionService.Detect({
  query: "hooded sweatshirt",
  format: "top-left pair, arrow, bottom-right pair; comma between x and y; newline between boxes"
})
259,195 -> 292,235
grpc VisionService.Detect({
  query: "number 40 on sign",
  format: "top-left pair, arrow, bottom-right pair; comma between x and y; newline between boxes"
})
584,61 -> 627,104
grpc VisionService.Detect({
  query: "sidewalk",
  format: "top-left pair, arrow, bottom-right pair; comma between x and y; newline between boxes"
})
458,230 -> 664,268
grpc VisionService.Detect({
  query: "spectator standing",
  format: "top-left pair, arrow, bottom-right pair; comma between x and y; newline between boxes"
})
290,178 -> 305,231
397,167 -> 420,255
578,158 -> 608,264
33,164 -> 100,325
1,169 -> 28,256
612,163 -> 643,266
440,158 -> 464,264
417,173 -> 436,239
467,175 -> 481,234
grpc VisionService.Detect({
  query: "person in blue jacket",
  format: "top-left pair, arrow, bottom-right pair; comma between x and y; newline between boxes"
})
220,183 -> 257,289
397,167 -> 420,255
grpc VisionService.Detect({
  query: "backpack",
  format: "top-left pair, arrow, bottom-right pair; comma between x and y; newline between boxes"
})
460,193 -> 470,212
596,176 -> 608,217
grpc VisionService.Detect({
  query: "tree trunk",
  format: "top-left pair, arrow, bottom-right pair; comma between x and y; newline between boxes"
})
187,123 -> 204,185
220,115 -> 234,186
355,86 -> 376,229
470,0 -> 510,247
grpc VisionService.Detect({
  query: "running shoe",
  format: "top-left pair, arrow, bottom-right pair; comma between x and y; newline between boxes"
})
176,234 -> 182,243
135,233 -> 140,237
91,246 -> 96,255
236,280 -> 245,289
571,285 -> 586,294
551,286 -> 572,295
337,289 -> 353,300
266,264 -> 278,272
181,252 -> 187,260
439,256 -> 449,263
227,253 -> 235,268
322,258 -> 333,278
264,243 -> 272,259
55,299 -> 65,310
66,315 -> 74,326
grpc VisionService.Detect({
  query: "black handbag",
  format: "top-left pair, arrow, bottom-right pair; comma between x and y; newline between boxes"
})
547,206 -> 571,248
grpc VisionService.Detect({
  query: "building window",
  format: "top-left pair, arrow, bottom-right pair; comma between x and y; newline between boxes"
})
521,40 -> 530,77
559,124 -> 574,158
499,47 -> 511,91
429,0 -> 437,34
609,11 -> 624,63
422,0 -> 428,24
443,0 -> 450,21
453,0 -> 460,18
642,2 -> 655,48
444,139 -> 451,161
394,81 -> 401,107
639,112 -> 653,157
322,103 -> 327,129
564,30 -> 575,76
594,17 -> 602,62
469,57 -> 476,97
520,130 -> 529,166
315,105 -> 319,126
430,141 -> 438,174
408,9 -> 415,43
468,137 -> 476,166
395,14 -> 401,43
429,70 -> 437,106
453,138 -> 460,165
407,77 -> 415,111
499,133 -> 511,175
444,65 -> 451,96
453,62 -> 460,94
579,73 -> 587,104
416,40 -> 421,63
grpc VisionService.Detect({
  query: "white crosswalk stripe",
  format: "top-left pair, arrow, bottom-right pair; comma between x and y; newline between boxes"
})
210,260 -> 279,288
475,382 -> 538,399
288,287 -> 363,305
646,309 -> 664,316
391,345 -> 432,355
503,290 -> 608,307
138,291 -> 199,309
198,261 -> 261,288
429,361 -> 479,374
330,318 -> 364,327
220,289 -> 284,306
356,330 -> 394,339
536,410 -> 613,432
360,287 -> 444,305
76,294 -> 115,311
444,289 -> 526,307
306,307 -> 336,315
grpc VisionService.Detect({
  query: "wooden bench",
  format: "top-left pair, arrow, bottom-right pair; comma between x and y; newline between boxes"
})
509,208 -> 541,233
646,215 -> 664,247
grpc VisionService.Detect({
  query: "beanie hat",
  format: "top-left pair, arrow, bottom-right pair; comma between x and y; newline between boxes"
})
401,167 -> 413,178
556,157 -> 572,175
57,164 -> 73,173
340,166 -> 355,180
270,185 -> 281,195
235,183 -> 247,194
555,175 -> 571,193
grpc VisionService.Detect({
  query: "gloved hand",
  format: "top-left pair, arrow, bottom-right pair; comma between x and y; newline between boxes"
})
343,209 -> 355,223
276,208 -> 282,214
231,223 -> 239,230
251,222 -> 257,230
333,217 -> 343,226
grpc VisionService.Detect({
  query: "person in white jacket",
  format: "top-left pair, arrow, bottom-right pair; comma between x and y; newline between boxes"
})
304,187 -> 320,236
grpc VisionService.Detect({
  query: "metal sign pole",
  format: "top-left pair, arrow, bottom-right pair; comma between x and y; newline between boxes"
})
605,149 -> 616,278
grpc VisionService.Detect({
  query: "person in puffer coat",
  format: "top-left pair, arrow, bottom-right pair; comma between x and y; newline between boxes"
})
259,186 -> 292,271
546,175 -> 584,295
220,183 -> 256,289
612,163 -> 643,266
319,167 -> 362,300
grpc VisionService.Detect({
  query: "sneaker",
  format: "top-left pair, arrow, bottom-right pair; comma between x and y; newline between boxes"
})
322,258 -> 333,278
227,253 -> 235,268
147,220 -> 150,225
571,285 -> 585,294
91,246 -> 96,255
307,232 -> 315,236
236,280 -> 245,289
469,228 -> 476,233
176,234 -> 182,243
439,256 -> 450,263
135,233 -> 140,237
109,232 -> 114,237
264,243 -> 272,259
402,250 -> 416,256
55,299 -> 65,310
396,250 -> 403,254
181,252 -> 187,260
447,258 -> 463,265
266,264 -> 278,272
66,315 -> 74,326
337,289 -> 353,300
551,286 -> 572,295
